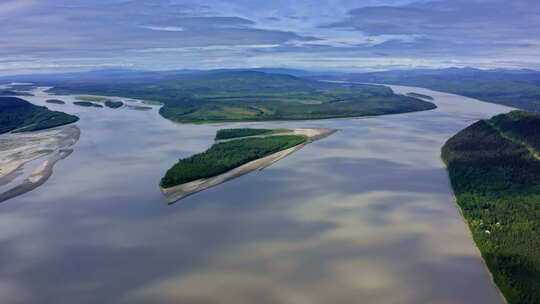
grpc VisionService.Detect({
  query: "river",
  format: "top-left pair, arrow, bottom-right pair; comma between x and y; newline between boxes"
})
0,85 -> 512,303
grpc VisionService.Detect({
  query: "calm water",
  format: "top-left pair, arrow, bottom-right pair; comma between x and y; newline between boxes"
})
0,85 -> 513,303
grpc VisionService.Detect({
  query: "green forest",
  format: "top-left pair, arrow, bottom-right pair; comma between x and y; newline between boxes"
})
0,97 -> 79,134
73,101 -> 103,108
406,92 -> 433,100
215,128 -> 291,140
48,71 -> 436,123
161,133 -> 307,188
104,101 -> 123,108
441,111 -> 540,304
45,99 -> 65,104
345,68 -> 540,113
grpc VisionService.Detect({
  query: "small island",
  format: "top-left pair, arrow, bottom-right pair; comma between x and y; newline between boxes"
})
104,101 -> 123,108
73,101 -> 103,108
407,92 -> 434,100
46,99 -> 66,104
161,127 -> 336,203
441,110 -> 540,304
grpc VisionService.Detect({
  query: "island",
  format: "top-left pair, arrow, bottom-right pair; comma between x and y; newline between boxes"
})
406,92 -> 433,100
73,101 -> 103,108
161,128 -> 336,203
0,97 -> 79,134
441,110 -> 540,304
47,71 -> 436,123
104,101 -> 123,108
45,99 -> 66,104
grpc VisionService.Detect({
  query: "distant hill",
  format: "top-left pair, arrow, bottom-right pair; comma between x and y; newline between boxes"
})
0,97 -> 79,134
331,68 -> 540,113
46,71 -> 436,123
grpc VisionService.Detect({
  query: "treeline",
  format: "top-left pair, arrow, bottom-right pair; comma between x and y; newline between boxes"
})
104,101 -> 123,108
215,128 -> 290,140
441,111 -> 540,304
161,135 -> 306,188
0,97 -> 79,134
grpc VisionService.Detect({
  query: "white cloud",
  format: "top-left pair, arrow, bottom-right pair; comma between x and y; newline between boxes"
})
139,25 -> 185,32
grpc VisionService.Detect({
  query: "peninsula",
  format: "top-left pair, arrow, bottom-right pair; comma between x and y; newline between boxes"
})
441,110 -> 540,304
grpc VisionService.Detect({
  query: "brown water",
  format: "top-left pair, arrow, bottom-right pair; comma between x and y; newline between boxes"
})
0,85 -> 512,303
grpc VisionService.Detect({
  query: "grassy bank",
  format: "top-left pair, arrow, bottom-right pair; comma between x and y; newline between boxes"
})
161,133 -> 307,188
441,111 -> 540,304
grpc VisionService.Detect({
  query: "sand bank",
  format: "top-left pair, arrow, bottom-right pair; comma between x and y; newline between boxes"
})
161,128 -> 336,203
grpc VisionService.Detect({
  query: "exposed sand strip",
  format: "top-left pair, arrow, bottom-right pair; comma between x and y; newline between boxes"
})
0,125 -> 80,183
0,149 -> 73,203
161,128 -> 336,203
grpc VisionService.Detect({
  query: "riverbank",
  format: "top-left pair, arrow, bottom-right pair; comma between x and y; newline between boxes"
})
161,128 -> 336,203
0,125 -> 80,183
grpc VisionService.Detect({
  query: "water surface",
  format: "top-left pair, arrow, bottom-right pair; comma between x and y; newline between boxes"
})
0,85 -> 512,303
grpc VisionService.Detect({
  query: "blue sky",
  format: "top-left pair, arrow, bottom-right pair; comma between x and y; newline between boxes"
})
1,0 -> 539,75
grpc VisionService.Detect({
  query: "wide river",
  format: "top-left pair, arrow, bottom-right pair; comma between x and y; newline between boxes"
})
0,85 -> 513,303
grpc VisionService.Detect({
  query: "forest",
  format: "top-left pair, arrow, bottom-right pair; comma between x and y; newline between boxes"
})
441,111 -> 540,304
104,101 -> 123,108
161,134 -> 306,188
214,128 -> 291,140
0,97 -> 79,134
46,71 -> 436,123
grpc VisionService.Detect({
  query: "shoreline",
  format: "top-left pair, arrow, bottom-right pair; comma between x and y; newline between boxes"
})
161,128 -> 337,204
440,155 -> 508,304
0,125 -> 80,182
0,149 -> 74,203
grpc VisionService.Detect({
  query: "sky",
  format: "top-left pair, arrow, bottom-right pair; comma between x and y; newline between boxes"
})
1,0 -> 540,75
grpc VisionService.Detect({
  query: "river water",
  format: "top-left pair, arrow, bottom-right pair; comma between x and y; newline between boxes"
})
0,85 -> 513,303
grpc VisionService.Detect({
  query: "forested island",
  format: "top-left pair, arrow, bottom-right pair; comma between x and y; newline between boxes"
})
73,101 -> 103,108
104,101 -> 123,108
0,97 -> 79,134
46,71 -> 436,123
406,92 -> 433,100
161,127 -> 336,203
45,99 -> 65,104
441,110 -> 540,304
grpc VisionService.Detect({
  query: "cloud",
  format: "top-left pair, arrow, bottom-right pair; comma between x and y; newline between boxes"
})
0,0 -> 540,75
139,26 -> 184,32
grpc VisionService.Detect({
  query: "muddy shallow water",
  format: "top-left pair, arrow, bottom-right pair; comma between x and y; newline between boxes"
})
0,85 -> 512,303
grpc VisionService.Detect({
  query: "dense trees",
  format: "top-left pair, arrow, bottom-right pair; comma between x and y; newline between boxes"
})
48,71 -> 436,123
0,97 -> 79,134
161,134 -> 306,188
441,111 -> 540,304
215,128 -> 290,140
104,101 -> 123,108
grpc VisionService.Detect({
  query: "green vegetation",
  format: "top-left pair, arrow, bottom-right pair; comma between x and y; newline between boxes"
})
407,92 -> 433,100
132,106 -> 152,110
75,95 -> 109,102
161,133 -> 307,188
73,101 -> 103,108
48,71 -> 436,123
141,100 -> 163,106
0,97 -> 79,134
441,111 -> 540,304
37,149 -> 54,154
215,128 -> 291,140
104,101 -> 123,108
345,68 -> 540,113
45,99 -> 65,104
0,90 -> 33,96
